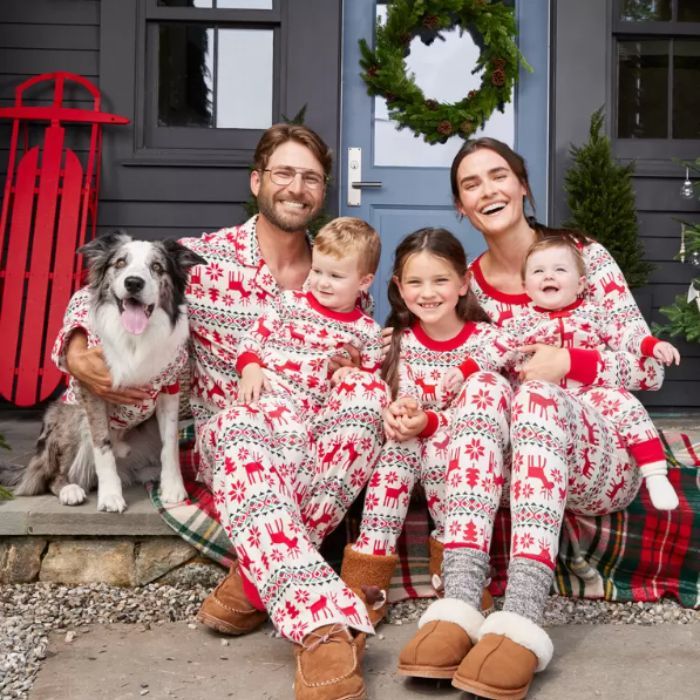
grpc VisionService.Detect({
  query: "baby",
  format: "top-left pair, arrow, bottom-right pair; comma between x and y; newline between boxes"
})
237,216 -> 384,412
517,235 -> 679,510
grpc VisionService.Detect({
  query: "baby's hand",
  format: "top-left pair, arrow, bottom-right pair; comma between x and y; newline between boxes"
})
442,367 -> 464,393
331,366 -> 354,385
652,341 -> 680,366
238,364 -> 269,405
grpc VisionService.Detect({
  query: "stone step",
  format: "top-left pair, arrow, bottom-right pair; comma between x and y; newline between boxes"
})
0,486 -> 172,536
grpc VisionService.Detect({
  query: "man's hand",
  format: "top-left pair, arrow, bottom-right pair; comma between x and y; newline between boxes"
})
65,331 -> 150,405
238,364 -> 269,405
653,341 -> 681,366
518,344 -> 571,384
329,343 -> 362,373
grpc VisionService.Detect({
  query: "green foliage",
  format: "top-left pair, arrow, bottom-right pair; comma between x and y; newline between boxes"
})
359,0 -> 530,144
564,108 -> 653,288
657,221 -> 700,344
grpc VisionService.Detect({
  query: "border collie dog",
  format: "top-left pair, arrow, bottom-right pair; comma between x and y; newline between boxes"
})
11,231 -> 206,512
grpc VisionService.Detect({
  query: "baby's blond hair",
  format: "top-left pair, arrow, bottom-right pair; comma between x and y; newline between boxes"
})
522,234 -> 586,280
314,217 -> 381,276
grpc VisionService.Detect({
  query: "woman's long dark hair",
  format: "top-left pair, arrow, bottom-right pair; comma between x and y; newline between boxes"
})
382,228 -> 490,398
450,137 -> 591,246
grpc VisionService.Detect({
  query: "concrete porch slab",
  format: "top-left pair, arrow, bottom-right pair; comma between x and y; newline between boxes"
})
28,619 -> 699,700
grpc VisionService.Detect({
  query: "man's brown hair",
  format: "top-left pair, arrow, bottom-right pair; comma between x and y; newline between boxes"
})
314,217 -> 381,276
253,123 -> 333,177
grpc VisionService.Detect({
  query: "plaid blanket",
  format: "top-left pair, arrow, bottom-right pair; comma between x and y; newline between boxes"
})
149,428 -> 700,608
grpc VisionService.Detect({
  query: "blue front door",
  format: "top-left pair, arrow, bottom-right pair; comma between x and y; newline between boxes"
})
339,0 -> 550,325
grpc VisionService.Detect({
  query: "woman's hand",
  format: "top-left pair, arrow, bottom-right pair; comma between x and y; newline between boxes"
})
238,364 -> 269,405
331,366 -> 354,385
383,396 -> 426,442
65,331 -> 150,405
518,344 -> 571,384
442,367 -> 464,392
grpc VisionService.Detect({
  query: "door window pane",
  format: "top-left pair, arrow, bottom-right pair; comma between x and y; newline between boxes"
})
673,39 -> 700,138
158,24 -> 273,129
372,5 -> 513,167
678,0 -> 700,21
618,0 -> 671,21
617,40 -> 668,137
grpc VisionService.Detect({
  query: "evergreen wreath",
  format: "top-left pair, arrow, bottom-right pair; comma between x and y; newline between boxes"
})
360,0 -> 529,145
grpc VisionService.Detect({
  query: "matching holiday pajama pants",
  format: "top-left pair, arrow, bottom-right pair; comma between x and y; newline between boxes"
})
198,371 -> 389,642
443,372 -> 642,570
352,377 -> 509,557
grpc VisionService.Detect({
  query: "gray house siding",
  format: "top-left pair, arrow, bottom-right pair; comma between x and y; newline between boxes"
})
550,0 -> 699,409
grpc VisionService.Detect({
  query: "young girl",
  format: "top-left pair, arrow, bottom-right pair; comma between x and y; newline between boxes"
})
340,228 -> 516,627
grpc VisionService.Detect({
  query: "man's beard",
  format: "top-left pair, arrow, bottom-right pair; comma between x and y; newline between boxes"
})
255,189 -> 322,233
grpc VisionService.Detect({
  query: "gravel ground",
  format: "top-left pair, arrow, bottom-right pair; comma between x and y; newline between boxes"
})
1,576 -> 697,700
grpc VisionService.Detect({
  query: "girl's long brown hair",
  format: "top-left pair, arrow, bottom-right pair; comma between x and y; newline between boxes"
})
382,228 -> 490,398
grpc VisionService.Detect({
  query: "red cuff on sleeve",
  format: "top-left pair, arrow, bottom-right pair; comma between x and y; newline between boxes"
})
418,410 -> 439,439
236,352 -> 263,374
566,348 -> 600,385
628,437 -> 666,466
640,336 -> 660,358
160,382 -> 180,395
459,358 -> 480,380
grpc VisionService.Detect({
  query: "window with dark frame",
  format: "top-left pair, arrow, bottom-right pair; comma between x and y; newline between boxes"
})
614,0 -> 700,142
141,0 -> 281,154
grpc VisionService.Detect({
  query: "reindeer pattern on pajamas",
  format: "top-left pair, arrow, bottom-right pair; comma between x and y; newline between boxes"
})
443,242 -> 662,569
53,216 -> 388,641
353,321 -> 516,557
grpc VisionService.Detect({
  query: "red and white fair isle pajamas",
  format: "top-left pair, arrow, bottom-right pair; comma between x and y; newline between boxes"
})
54,217 -> 387,642
352,321 -> 516,558
511,298 -> 669,483
443,242 -> 664,571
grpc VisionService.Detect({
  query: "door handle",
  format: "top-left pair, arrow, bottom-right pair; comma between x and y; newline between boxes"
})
348,147 -> 382,206
351,181 -> 383,189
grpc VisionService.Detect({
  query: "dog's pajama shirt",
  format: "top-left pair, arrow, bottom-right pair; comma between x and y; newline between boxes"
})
352,321 -> 517,558
54,216 -> 387,642
54,289 -> 187,430
442,241 -> 664,570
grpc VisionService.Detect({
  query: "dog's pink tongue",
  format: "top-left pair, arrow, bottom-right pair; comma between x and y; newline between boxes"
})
121,304 -> 148,335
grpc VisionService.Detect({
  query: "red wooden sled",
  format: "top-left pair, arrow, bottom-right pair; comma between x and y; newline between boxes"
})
0,72 -> 128,406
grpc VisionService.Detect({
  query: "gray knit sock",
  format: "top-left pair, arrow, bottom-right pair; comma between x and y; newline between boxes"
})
443,547 -> 490,610
503,557 -> 554,626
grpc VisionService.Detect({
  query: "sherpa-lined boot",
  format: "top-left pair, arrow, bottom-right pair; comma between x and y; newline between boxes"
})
340,544 -> 398,625
451,610 -> 553,700
429,537 -> 494,612
397,598 -> 485,679
294,624 -> 367,700
197,561 -> 267,635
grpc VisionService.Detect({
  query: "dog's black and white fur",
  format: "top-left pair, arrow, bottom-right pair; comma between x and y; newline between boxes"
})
7,231 -> 206,512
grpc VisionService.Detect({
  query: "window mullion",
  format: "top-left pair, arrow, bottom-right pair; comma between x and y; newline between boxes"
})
667,37 -> 674,138
212,27 -> 218,128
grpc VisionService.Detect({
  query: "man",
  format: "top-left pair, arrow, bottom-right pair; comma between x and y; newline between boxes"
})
59,124 -> 390,699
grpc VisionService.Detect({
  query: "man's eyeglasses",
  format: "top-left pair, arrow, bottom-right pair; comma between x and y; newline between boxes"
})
262,167 -> 327,190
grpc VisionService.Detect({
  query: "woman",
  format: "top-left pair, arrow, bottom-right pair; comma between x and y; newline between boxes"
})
396,138 -> 664,699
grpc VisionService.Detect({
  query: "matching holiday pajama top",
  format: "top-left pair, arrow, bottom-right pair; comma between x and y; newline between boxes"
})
236,290 -> 383,414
